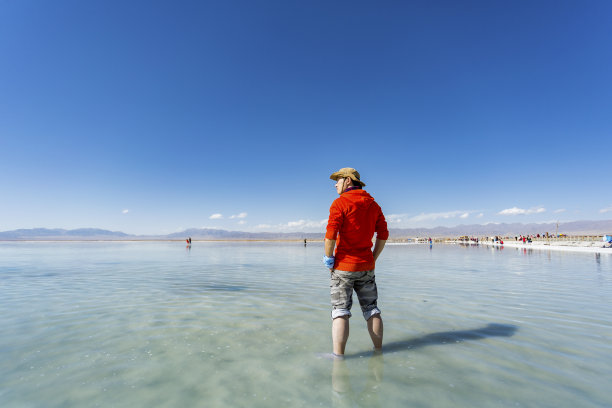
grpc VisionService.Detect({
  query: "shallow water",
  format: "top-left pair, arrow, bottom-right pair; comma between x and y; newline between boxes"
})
1,242 -> 611,407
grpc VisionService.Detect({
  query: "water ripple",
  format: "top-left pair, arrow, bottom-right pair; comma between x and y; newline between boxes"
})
1,242 -> 611,407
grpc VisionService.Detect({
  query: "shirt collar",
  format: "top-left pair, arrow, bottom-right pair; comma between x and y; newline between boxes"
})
343,186 -> 361,194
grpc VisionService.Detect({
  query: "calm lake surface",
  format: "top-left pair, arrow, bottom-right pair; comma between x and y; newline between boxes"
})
1,242 -> 611,407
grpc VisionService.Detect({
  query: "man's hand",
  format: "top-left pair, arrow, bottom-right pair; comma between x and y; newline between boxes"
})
323,255 -> 335,269
324,238 -> 337,270
373,239 -> 387,262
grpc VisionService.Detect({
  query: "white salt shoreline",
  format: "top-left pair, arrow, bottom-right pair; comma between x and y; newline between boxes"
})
388,240 -> 611,253
478,240 -> 612,254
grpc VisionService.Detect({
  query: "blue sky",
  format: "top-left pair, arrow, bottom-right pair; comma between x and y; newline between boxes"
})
1,0 -> 611,235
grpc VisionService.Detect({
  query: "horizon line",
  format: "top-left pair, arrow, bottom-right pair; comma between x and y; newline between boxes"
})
1,218 -> 611,237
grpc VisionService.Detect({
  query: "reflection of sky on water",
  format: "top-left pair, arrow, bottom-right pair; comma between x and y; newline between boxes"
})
0,242 -> 610,407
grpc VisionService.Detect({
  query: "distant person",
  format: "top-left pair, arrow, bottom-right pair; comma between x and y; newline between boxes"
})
323,167 -> 388,358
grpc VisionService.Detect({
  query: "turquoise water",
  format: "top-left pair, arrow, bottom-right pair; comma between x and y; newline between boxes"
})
1,242 -> 611,407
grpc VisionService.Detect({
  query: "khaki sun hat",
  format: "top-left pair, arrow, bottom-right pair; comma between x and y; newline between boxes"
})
329,167 -> 366,186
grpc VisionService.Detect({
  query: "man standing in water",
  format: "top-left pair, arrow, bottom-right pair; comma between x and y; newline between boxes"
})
324,168 -> 388,358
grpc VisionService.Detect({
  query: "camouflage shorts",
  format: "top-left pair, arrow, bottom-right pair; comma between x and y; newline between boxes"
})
330,269 -> 381,320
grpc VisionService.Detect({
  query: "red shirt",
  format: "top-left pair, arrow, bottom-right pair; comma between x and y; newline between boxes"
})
325,189 -> 389,271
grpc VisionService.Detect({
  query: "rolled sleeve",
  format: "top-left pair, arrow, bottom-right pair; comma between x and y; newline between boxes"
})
325,229 -> 338,240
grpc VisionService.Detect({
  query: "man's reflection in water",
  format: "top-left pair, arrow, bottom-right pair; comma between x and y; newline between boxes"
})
332,352 -> 384,407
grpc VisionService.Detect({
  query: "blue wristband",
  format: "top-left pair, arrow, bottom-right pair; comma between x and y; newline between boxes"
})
323,255 -> 335,269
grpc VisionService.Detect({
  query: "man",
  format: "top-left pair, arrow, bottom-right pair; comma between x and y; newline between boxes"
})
323,167 -> 388,358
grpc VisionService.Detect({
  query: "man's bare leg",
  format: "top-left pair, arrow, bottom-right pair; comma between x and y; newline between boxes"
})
367,314 -> 383,350
332,316 -> 350,355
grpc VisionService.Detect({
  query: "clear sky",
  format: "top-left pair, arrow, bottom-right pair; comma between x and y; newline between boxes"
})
1,0 -> 611,235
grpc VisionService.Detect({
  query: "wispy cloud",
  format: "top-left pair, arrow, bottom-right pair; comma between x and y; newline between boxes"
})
385,214 -> 404,223
122,209 -> 129,214
254,219 -> 327,232
411,211 -> 468,222
230,212 -> 248,219
387,210 -> 475,224
600,206 -> 612,214
554,209 -> 566,214
498,207 -> 546,216
209,213 -> 223,219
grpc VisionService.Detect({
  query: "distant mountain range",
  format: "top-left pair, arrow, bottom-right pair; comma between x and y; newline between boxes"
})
1,220 -> 611,240
0,228 -> 131,240
0,227 -> 323,241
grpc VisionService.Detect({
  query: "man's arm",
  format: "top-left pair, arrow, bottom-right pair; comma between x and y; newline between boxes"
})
372,238 -> 386,262
324,238 -> 336,257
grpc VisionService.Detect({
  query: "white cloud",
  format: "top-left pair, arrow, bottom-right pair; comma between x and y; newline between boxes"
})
209,213 -> 223,219
498,207 -> 546,216
498,207 -> 525,216
122,209 -> 129,214
286,219 -> 327,228
408,210 -> 469,222
238,220 -> 246,225
230,212 -> 248,219
385,210 -> 477,226
254,219 -> 327,232
385,210 -> 484,228
386,214 -> 404,224
600,206 -> 612,214
477,213 -> 484,218
554,208 -> 566,214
